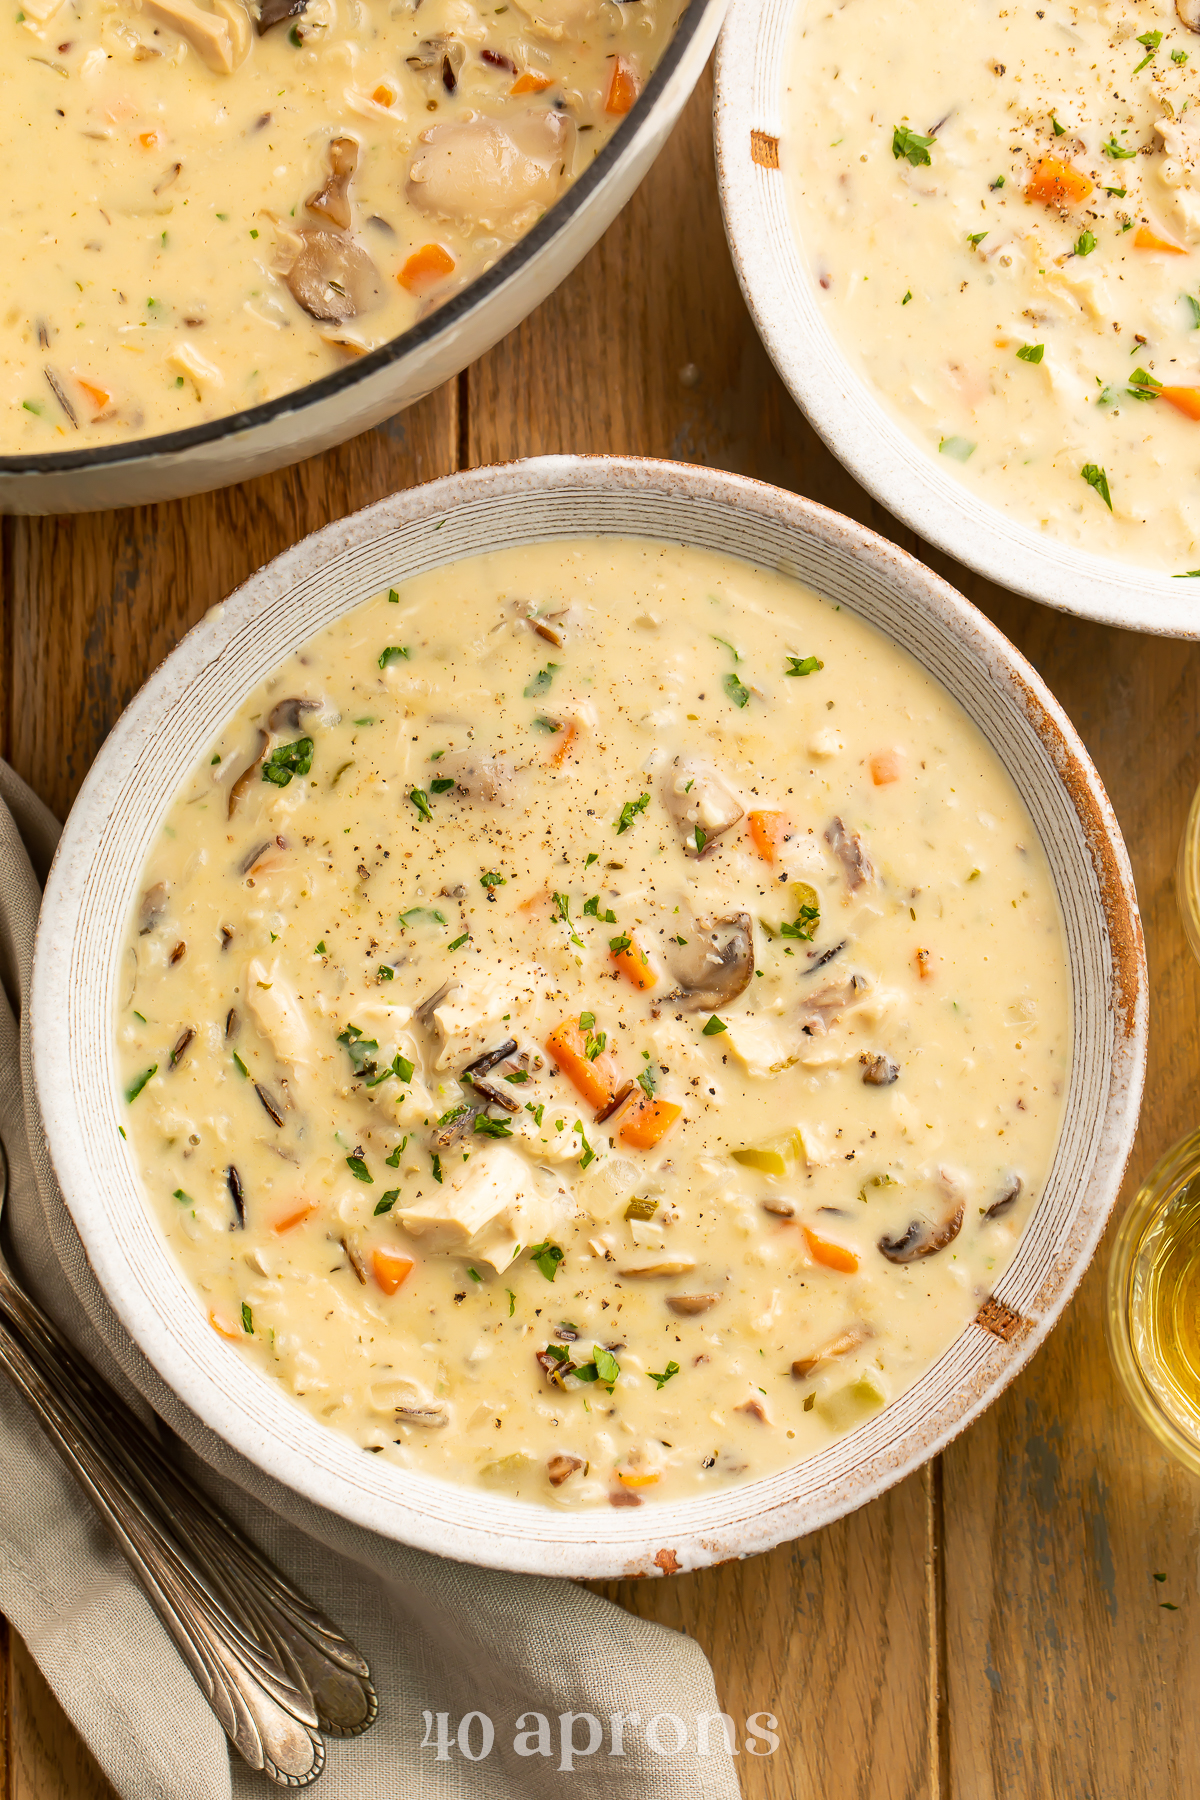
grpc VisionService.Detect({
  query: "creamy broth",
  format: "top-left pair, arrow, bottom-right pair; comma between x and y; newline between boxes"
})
116,540 -> 1070,1508
786,0 -> 1200,575
1,0 -> 681,449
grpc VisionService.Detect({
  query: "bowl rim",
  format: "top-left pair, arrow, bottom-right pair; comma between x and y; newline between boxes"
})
0,0 -> 721,478
712,0 -> 1200,639
31,454 -> 1148,1575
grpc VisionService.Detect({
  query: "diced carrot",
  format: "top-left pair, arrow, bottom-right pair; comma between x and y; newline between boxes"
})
511,71 -> 552,94
76,377 -> 112,414
372,1248 -> 415,1295
546,1018 -> 624,1113
549,720 -> 579,767
209,1308 -> 243,1341
1161,386 -> 1200,421
1025,156 -> 1093,208
398,243 -> 456,294
138,129 -> 162,149
605,54 -> 640,116
617,1469 -> 660,1488
870,748 -> 903,786
618,1096 -> 682,1150
372,82 -> 396,106
1134,224 -> 1188,255
272,1201 -> 316,1233
915,947 -> 935,980
802,1228 -> 859,1274
747,810 -> 792,864
611,937 -> 656,992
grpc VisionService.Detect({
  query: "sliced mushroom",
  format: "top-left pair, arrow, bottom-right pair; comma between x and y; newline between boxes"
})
761,1198 -> 795,1218
284,230 -> 383,324
256,0 -> 304,30
799,971 -> 870,1037
826,816 -> 874,890
436,748 -> 515,803
663,911 -> 754,1012
267,696 -> 321,733
860,1051 -> 900,1086
984,1175 -> 1023,1221
406,110 -> 574,234
666,1292 -> 719,1316
228,729 -> 268,817
616,1255 -> 697,1277
736,1398 -> 770,1423
878,1203 -> 964,1265
306,137 -> 359,232
660,756 -> 744,855
395,1403 -> 449,1428
142,0 -> 251,73
1179,0 -> 1200,31
547,1452 -> 583,1487
169,1028 -> 195,1067
791,1323 -> 870,1380
138,882 -> 169,934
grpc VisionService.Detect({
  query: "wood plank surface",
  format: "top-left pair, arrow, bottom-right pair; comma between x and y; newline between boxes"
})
0,56 -> 1194,1800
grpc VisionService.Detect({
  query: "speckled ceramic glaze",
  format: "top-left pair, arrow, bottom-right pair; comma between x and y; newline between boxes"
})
0,0 -> 725,517
31,457 -> 1146,1576
713,0 -> 1199,638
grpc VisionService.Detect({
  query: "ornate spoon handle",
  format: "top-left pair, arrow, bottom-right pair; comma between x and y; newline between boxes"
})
0,1272 -> 376,1738
0,1308 -> 326,1785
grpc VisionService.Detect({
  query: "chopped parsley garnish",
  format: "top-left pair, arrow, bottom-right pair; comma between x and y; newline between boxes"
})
1133,29 -> 1161,70
711,634 -> 740,661
531,715 -> 561,733
1173,48 -> 1189,63
523,663 -> 558,698
576,1121 -> 595,1169
474,1115 -> 514,1138
408,787 -> 433,822
526,1101 -> 545,1126
649,1361 -> 680,1389
366,1051 -> 414,1088
399,906 -> 446,926
701,1015 -> 727,1037
591,1344 -> 620,1388
616,793 -> 650,834
901,289 -> 913,304
345,1155 -> 373,1183
609,932 -> 632,954
431,1152 -> 444,1184
172,1187 -> 192,1204
480,870 -> 507,889
1103,136 -> 1137,160
892,124 -> 935,166
583,895 -> 616,922
939,436 -> 976,462
1081,463 -> 1113,510
1128,367 -> 1162,401
374,1189 -> 400,1215
504,1069 -> 529,1084
637,1064 -> 657,1098
388,588 -> 400,602
780,889 -> 821,941
585,851 -> 599,867
262,737 -> 313,787
723,670 -> 752,708
967,231 -> 988,248
1074,230 -> 1096,257
694,825 -> 707,854
528,1239 -> 564,1281
1173,569 -> 1200,578
1183,294 -> 1200,330
232,1052 -> 250,1079
467,1267 -> 482,1283
1051,114 -> 1065,136
430,777 -> 455,793
241,1303 -> 254,1334
1102,185 -> 1126,198
377,964 -> 394,981
786,654 -> 824,677
1016,343 -> 1044,364
378,645 -> 410,668
385,1139 -> 407,1167
315,940 -> 327,954
337,1023 -> 379,1077
133,1010 -> 147,1023
507,1289 -> 516,1316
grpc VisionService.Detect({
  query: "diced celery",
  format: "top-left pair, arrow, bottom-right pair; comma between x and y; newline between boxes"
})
817,1371 -> 886,1432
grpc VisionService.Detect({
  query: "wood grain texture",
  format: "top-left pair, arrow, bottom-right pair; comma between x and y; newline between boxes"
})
8,1636 -> 116,1800
1,48 -> 1196,1800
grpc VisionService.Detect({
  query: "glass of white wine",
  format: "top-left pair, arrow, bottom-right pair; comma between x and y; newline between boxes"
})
1107,1128 -> 1200,1474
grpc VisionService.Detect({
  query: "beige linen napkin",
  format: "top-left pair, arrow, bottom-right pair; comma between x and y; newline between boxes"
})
0,761 -> 743,1800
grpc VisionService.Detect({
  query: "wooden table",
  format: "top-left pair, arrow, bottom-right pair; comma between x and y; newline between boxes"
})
1,65 -> 1196,1800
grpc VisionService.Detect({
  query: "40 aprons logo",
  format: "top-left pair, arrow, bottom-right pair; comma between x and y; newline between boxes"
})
420,1709 -> 780,1770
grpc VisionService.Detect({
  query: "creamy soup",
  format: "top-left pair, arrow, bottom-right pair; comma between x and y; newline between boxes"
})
116,540 -> 1070,1508
786,0 -> 1200,575
1,0 -> 681,449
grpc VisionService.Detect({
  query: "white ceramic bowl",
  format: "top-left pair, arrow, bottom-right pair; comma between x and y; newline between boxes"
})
32,457 -> 1146,1576
0,1 -> 724,518
713,0 -> 1198,639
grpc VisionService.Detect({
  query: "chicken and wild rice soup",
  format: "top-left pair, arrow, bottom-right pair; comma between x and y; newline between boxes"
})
3,0 -> 682,448
117,540 -> 1071,1508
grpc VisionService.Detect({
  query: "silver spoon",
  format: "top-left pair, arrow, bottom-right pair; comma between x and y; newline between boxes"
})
0,1141 -> 378,1784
